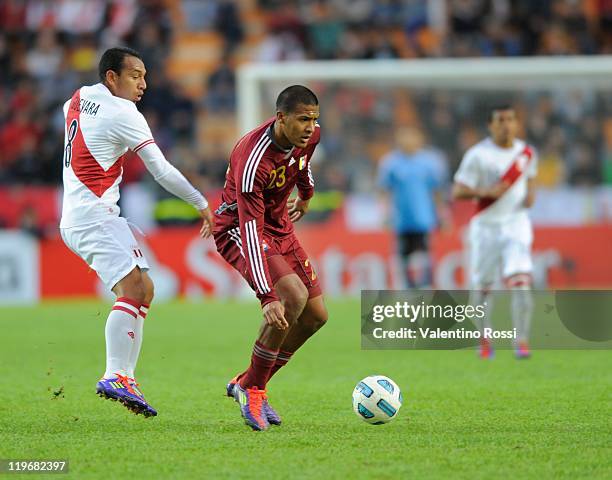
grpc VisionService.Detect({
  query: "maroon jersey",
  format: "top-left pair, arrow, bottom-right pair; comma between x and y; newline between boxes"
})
213,117 -> 320,305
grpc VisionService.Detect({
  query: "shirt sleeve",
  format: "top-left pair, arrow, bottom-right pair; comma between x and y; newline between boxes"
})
296,146 -> 316,201
107,106 -> 155,153
137,143 -> 208,211
107,106 -> 207,209
235,151 -> 279,307
527,145 -> 538,179
454,149 -> 480,189
296,126 -> 320,200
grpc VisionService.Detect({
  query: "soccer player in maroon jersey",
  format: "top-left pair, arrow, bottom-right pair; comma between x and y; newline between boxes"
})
213,85 -> 328,431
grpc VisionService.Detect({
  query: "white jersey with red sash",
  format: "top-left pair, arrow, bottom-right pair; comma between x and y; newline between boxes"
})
455,137 -> 538,287
60,83 -> 154,228
59,83 -> 207,290
455,137 -> 537,226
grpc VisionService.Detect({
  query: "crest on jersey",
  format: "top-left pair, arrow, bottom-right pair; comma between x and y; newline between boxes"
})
298,155 -> 307,170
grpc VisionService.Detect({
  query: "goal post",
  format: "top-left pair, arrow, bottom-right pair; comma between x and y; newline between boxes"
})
238,56 -> 612,134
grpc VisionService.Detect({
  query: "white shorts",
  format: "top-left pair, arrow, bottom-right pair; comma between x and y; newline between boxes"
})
60,216 -> 149,290
468,215 -> 533,289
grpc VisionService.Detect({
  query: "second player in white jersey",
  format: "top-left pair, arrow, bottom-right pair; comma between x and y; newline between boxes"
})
455,136 -> 537,226
452,105 -> 536,359
456,136 -> 537,288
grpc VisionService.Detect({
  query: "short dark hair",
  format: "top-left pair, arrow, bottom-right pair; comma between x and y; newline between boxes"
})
488,105 -> 515,122
276,85 -> 318,113
98,47 -> 142,82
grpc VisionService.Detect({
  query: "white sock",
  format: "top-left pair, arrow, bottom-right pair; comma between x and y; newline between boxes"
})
127,304 -> 148,379
103,297 -> 139,379
511,286 -> 533,343
470,289 -> 494,334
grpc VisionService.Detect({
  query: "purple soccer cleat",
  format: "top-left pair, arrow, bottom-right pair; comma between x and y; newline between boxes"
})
128,378 -> 158,417
232,383 -> 269,431
226,373 -> 243,398
515,341 -> 531,359
261,393 -> 282,426
227,374 -> 281,425
96,374 -> 155,417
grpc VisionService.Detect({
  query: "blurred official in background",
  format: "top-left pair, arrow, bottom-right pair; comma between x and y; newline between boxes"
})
378,126 -> 449,288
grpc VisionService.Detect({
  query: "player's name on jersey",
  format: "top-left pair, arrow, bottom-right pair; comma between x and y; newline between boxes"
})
70,96 -> 100,116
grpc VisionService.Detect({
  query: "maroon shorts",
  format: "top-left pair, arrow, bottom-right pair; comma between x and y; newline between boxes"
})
214,228 -> 322,299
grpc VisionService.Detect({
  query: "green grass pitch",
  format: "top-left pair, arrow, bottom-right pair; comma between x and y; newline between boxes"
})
0,299 -> 610,479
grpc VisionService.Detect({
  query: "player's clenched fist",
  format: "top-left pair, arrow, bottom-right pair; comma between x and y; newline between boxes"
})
263,301 -> 288,330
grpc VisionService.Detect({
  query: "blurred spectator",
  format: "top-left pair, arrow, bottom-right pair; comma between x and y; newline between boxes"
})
132,22 -> 168,73
371,0 -> 408,27
205,53 -> 236,113
214,0 -> 244,52
307,2 -> 345,59
56,0 -> 106,35
182,0 -> 218,31
567,142 -> 601,186
449,0 -> 488,36
19,205 -> 44,239
25,29 -> 63,80
0,0 -> 26,33
257,30 -> 306,62
68,34 -> 98,77
364,29 -> 400,59
0,110 -> 40,176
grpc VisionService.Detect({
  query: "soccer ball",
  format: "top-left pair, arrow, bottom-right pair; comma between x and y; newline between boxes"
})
352,375 -> 402,425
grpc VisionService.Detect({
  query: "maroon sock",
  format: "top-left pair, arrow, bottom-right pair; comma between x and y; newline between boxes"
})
239,341 -> 279,390
267,349 -> 294,382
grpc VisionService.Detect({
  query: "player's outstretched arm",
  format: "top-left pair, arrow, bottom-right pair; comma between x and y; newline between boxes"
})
523,178 -> 536,208
137,143 -> 212,231
108,108 -> 211,233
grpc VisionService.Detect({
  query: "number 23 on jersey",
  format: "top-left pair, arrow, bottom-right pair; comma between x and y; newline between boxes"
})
266,166 -> 286,189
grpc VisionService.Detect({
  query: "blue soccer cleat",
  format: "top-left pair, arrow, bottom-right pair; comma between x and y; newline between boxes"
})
96,374 -> 155,417
232,383 -> 269,431
227,373 -> 281,425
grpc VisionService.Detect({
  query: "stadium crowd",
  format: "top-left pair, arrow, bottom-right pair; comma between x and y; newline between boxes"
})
0,0 -> 611,227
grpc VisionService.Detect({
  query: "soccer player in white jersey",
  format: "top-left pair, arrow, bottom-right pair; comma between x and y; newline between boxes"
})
452,106 -> 537,360
59,47 -> 214,416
